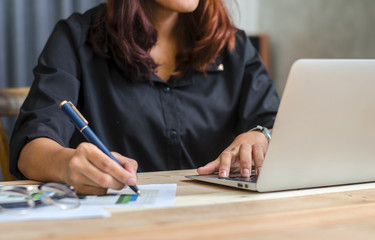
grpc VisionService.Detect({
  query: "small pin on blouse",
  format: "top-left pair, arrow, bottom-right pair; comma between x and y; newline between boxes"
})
217,64 -> 224,71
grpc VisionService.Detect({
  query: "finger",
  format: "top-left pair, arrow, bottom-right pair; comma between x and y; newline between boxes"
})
252,143 -> 265,175
218,151 -> 233,178
70,151 -> 126,190
239,144 -> 252,177
66,155 -> 122,193
113,152 -> 138,175
89,149 -> 135,186
66,160 -> 104,189
197,159 -> 220,175
111,153 -> 138,187
83,166 -> 126,190
75,144 -> 129,189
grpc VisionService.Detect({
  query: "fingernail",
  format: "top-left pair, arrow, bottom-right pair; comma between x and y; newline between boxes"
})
256,167 -> 262,175
219,170 -> 228,178
127,177 -> 136,186
241,168 -> 250,177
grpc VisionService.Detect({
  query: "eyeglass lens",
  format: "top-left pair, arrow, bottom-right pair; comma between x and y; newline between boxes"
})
0,187 -> 35,214
0,183 -> 80,214
39,182 -> 80,210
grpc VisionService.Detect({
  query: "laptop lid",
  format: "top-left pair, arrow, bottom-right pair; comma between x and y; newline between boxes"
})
187,59 -> 375,192
259,59 -> 375,191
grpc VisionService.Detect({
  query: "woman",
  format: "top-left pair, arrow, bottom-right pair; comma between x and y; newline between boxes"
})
10,0 -> 279,194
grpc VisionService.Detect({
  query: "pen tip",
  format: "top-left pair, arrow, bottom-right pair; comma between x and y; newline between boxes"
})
137,190 -> 142,196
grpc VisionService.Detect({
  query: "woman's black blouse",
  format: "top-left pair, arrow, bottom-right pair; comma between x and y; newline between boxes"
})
10,5 -> 280,179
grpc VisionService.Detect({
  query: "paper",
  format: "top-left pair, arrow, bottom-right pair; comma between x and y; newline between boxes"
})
81,184 -> 177,209
0,184 -> 177,222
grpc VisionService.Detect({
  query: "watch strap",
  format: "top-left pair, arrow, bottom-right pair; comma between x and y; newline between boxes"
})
249,125 -> 272,142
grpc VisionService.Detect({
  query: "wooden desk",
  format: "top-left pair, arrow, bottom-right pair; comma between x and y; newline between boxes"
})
1,169 -> 375,240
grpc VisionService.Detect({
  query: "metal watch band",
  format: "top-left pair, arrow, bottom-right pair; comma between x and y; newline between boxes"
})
248,125 -> 272,142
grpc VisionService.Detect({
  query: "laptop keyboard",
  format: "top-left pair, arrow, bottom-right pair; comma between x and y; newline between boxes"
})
227,174 -> 258,183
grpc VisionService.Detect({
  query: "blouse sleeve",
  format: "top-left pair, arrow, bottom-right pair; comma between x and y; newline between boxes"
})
235,32 -> 280,134
9,15 -> 85,179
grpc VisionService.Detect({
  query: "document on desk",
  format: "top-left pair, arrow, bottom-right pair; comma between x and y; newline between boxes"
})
0,184 -> 176,222
80,184 -> 177,209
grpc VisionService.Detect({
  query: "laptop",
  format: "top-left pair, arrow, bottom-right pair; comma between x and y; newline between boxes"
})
186,59 -> 375,192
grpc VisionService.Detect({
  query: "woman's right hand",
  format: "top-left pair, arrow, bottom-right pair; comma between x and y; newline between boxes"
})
18,138 -> 138,195
63,142 -> 138,195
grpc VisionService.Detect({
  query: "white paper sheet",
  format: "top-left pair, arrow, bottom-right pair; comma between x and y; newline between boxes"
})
81,184 -> 177,209
0,184 -> 177,222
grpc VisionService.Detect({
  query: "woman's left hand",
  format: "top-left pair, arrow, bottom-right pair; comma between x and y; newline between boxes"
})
197,130 -> 269,178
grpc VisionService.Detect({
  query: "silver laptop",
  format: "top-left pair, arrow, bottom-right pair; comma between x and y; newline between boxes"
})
186,59 -> 375,192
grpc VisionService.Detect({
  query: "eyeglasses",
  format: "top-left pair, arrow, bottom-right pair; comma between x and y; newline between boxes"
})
0,182 -> 80,214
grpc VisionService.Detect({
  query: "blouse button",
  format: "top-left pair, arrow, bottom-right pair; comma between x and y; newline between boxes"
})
170,129 -> 177,139
164,86 -> 171,92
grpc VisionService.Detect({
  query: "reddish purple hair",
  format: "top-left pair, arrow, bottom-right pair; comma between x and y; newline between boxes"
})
89,0 -> 237,82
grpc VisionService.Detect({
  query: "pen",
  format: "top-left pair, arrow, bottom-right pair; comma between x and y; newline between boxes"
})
59,100 -> 141,195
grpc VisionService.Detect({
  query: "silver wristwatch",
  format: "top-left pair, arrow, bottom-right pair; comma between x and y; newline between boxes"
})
249,125 -> 272,142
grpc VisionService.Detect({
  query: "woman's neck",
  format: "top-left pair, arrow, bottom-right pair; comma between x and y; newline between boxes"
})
148,6 -> 179,41
146,4 -> 182,81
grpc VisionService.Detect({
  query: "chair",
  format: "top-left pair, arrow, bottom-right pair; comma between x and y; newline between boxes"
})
0,87 -> 30,181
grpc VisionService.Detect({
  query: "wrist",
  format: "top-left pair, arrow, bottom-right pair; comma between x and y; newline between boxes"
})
19,138 -> 74,183
248,125 -> 272,142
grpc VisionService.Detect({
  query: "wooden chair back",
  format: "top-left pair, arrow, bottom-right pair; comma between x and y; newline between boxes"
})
0,87 -> 30,181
